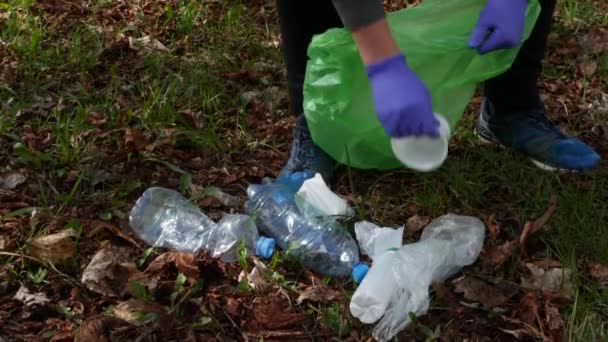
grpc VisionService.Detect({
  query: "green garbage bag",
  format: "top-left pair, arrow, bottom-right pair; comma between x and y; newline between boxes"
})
303,0 -> 541,170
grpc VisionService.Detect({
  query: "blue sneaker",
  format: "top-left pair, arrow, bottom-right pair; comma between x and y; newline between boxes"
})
278,114 -> 336,183
476,99 -> 601,172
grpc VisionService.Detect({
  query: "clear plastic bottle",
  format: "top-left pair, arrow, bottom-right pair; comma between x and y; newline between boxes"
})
129,187 -> 274,260
349,214 -> 485,341
244,180 -> 363,278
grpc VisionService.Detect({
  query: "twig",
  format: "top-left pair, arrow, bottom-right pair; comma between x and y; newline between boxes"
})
168,287 -> 193,315
222,308 -> 249,342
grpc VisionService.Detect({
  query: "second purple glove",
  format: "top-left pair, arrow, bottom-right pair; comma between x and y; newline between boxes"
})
365,53 -> 439,138
469,0 -> 528,55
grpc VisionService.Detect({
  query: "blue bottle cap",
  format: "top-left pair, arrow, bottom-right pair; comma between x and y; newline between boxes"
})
256,236 -> 275,259
352,263 -> 369,285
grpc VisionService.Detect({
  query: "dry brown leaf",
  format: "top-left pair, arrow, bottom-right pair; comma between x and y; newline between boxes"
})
81,245 -> 150,298
485,214 -> 500,240
128,36 -> 169,53
224,297 -> 241,317
28,229 -> 77,263
453,276 -> 510,309
75,315 -> 133,342
581,60 -> 597,77
13,285 -> 50,306
530,259 -> 563,269
501,316 -> 548,341
124,128 -> 134,150
144,252 -> 199,281
589,263 -> 608,289
405,215 -> 430,237
1,172 -> 26,190
545,300 -> 564,341
521,263 -> 572,298
518,292 -> 541,325
0,235 -> 12,251
481,240 -> 517,271
520,194 -> 558,250
239,258 -> 271,291
113,299 -> 171,328
83,220 -> 143,251
251,296 -> 308,330
297,283 -> 342,305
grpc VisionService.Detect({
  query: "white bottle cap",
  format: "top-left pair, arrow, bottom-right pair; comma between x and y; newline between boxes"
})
390,113 -> 451,172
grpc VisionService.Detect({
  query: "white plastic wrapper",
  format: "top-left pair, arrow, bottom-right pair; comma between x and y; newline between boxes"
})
349,214 -> 485,341
295,173 -> 354,218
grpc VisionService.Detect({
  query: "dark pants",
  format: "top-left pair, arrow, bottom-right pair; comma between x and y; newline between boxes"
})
276,0 -> 557,115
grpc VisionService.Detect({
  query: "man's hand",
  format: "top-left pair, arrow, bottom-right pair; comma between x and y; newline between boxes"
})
365,54 -> 439,138
469,0 -> 527,55
349,19 -> 438,138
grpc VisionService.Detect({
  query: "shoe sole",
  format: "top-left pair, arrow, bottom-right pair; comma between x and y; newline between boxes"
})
474,128 -> 572,173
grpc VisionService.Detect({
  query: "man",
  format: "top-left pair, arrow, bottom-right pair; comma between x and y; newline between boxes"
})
276,0 -> 601,183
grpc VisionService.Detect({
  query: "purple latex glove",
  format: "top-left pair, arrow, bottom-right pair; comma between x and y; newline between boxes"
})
365,53 -> 439,138
469,0 -> 527,55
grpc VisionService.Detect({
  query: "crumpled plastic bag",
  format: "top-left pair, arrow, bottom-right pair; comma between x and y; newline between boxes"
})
350,214 -> 486,341
303,0 -> 541,169
354,221 -> 403,259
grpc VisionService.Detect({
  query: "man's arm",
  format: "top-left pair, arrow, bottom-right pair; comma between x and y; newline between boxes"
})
331,0 -> 400,64
330,0 -> 439,138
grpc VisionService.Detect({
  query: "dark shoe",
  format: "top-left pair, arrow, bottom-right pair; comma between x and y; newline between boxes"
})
278,114 -> 336,185
476,99 -> 600,172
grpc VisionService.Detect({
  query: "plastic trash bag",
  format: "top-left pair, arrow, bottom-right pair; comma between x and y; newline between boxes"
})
303,0 -> 541,169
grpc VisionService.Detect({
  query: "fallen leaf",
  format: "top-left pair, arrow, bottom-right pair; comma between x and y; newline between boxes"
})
239,258 -> 271,291
545,300 -> 564,341
405,215 -> 430,237
83,220 -> 143,251
580,26 -> 608,54
0,235 -> 13,251
520,194 -> 558,250
481,240 -> 517,271
128,36 -> 169,53
530,258 -> 562,269
251,296 -> 308,330
297,283 -> 342,305
453,276 -> 512,309
124,128 -> 134,150
112,299 -> 171,330
521,263 -> 572,298
13,285 -> 50,306
589,263 -> 608,289
224,297 -> 241,317
28,229 -> 77,263
145,252 -> 199,281
500,316 -> 547,341
485,214 -> 500,240
517,292 -> 541,325
81,245 -> 150,298
581,60 -> 597,77
1,172 -> 26,190
75,315 -> 133,342
499,328 -> 532,340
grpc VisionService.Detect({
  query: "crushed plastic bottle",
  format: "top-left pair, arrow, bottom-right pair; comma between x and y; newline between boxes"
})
129,187 -> 274,261
244,177 -> 363,278
350,214 -> 485,341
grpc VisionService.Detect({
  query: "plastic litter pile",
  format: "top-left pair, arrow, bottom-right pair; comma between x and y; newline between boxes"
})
128,176 -> 486,339
350,215 -> 485,341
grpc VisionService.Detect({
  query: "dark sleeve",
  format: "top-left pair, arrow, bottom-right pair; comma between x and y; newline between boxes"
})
331,0 -> 386,30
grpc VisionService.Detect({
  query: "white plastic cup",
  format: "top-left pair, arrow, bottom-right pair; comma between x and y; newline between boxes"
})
390,113 -> 451,172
